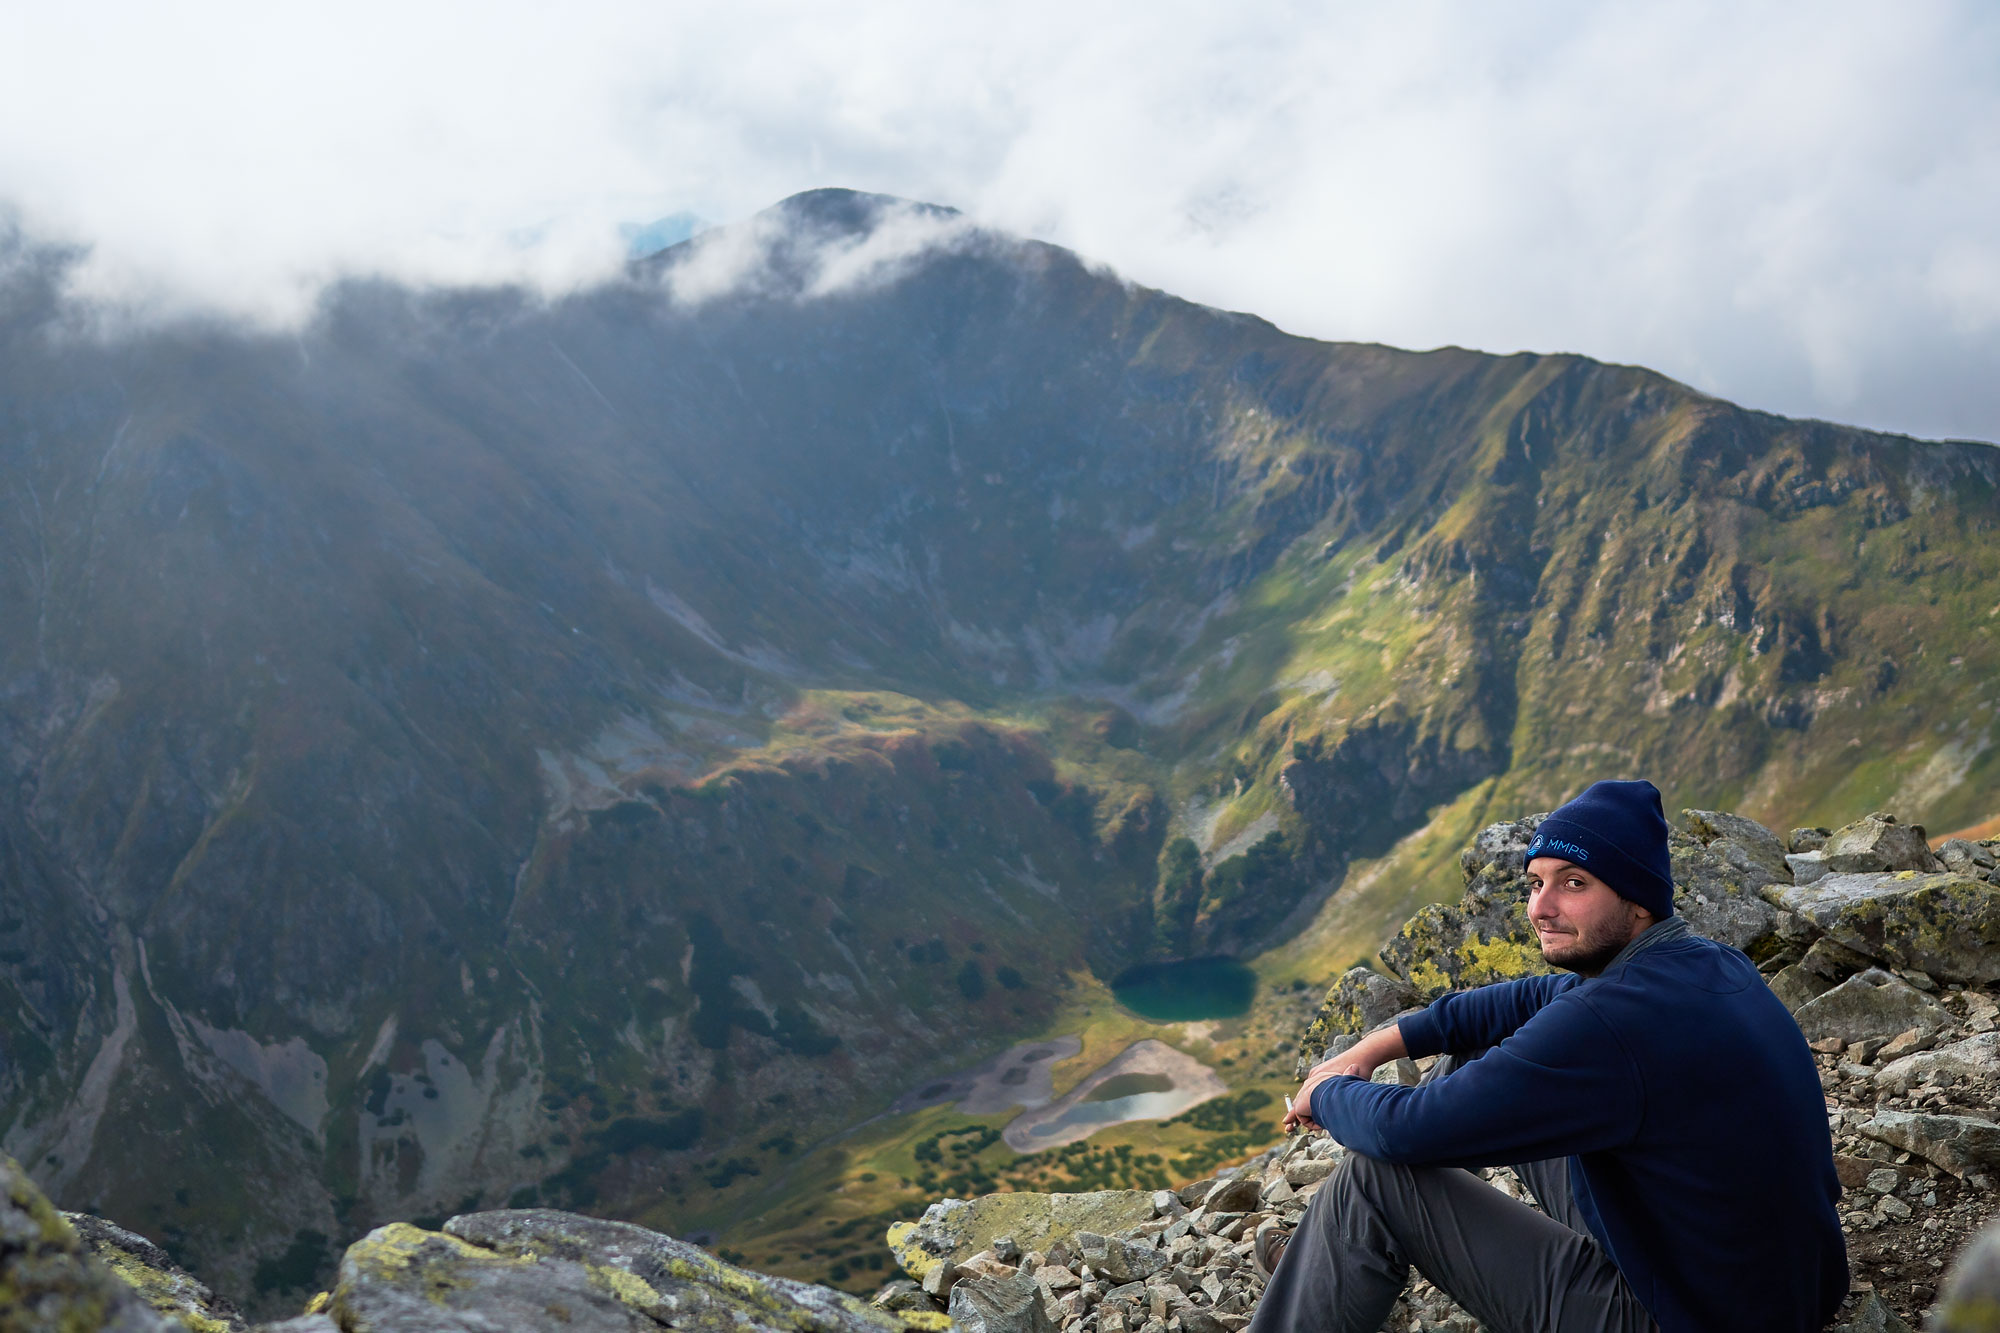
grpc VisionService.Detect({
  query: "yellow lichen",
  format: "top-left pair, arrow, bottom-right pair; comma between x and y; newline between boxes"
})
896,1312 -> 954,1331
589,1262 -> 667,1313
305,1290 -> 332,1314
885,1222 -> 941,1280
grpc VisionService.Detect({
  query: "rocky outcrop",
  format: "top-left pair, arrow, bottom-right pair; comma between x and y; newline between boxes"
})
61,1211 -> 248,1332
887,1193 -> 1159,1282
318,1209 -> 918,1333
0,1155 -> 174,1332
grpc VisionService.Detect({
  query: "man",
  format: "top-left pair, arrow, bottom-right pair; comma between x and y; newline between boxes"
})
1250,780 -> 1846,1333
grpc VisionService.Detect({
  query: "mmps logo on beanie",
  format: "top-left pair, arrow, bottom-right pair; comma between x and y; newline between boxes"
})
1529,836 -> 1592,864
1527,779 -> 1675,920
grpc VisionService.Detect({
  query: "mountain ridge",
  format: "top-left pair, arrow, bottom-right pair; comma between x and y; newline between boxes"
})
1,187 -> 1996,1305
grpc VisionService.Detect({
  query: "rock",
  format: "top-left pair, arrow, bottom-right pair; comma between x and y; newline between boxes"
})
1202,1178 -> 1264,1215
1294,967 -> 1420,1074
1877,1032 -> 2000,1094
1076,1232 -> 1166,1284
1940,839 -> 2000,877
1791,828 -> 1832,854
1175,1179 -> 1219,1207
320,1209 -> 909,1333
1681,809 -> 1792,883
1823,813 -> 1944,875
1803,936 -> 1879,984
0,1155 -> 174,1332
1283,1159 -> 1336,1188
65,1211 -> 248,1332
1935,1220 -> 2000,1332
1860,1112 -> 2000,1179
949,1273 -> 1054,1333
888,1191 -> 1158,1280
1770,963 -> 1833,1012
1671,811 -> 1789,956
992,1235 -> 1022,1264
1788,850 -> 1831,884
1877,1027 -> 1935,1061
256,1320 -> 340,1332
874,1278 -> 940,1312
1829,1288 -> 1916,1332
1377,894 -> 1548,1002
1766,872 -> 2000,985
1793,969 -> 1950,1045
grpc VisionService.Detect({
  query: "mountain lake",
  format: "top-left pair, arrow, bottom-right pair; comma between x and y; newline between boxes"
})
1110,957 -> 1259,1021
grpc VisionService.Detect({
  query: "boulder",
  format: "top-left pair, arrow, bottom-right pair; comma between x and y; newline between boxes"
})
1680,809 -> 1792,884
1939,839 -> 2000,883
1766,872 -> 2000,985
949,1273 -> 1054,1333
1377,895 -> 1548,1002
1788,850 -> 1830,884
888,1191 -> 1157,1281
328,1222 -> 662,1332
1859,1111 -> 2000,1179
1670,809 -> 1788,956
65,1211 -> 248,1333
0,1155 -> 174,1332
1876,1032 -> 2000,1094
1792,970 -> 1949,1045
325,1210 -> 909,1333
1935,1220 -> 2000,1333
1791,828 -> 1832,854
1075,1232 -> 1166,1284
1822,813 -> 1944,875
1294,967 -> 1420,1075
1768,964 -> 1832,1013
1201,1176 -> 1264,1214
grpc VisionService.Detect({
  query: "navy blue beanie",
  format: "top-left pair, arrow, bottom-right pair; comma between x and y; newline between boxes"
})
1526,779 -> 1675,919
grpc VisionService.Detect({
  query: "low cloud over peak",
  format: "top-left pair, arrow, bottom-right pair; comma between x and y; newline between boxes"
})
3,2 -> 1997,442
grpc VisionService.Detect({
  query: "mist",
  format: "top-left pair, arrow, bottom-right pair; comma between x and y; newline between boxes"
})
3,1 -> 1997,441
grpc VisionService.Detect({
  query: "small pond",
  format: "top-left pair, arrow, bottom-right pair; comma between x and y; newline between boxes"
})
1002,1039 -> 1228,1151
1110,957 -> 1258,1022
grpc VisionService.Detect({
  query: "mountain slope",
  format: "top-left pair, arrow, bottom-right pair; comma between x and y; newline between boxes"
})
1,189 -> 1996,1301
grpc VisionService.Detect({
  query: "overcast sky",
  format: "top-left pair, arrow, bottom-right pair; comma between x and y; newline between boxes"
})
4,2 -> 1997,442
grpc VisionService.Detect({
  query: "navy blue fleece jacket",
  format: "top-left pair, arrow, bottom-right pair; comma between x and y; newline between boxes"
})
1311,918 -> 1847,1333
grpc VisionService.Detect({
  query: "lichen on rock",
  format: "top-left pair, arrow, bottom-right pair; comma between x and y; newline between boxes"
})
1769,872 -> 2000,985
887,1192 -> 1156,1282
65,1211 -> 247,1333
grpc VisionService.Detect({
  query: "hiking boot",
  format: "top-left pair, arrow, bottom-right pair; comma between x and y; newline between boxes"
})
1253,1217 -> 1290,1277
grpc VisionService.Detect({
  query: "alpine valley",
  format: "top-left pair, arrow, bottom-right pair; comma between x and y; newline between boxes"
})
3,189 -> 1997,1313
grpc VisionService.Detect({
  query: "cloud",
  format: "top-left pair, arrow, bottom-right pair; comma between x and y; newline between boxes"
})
2,1 -> 1997,440
658,195 -> 979,306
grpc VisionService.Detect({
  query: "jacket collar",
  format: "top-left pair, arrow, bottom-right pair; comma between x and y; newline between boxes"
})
1598,912 -> 1692,976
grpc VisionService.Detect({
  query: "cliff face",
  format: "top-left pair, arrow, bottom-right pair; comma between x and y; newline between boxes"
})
2,189 -> 1998,1297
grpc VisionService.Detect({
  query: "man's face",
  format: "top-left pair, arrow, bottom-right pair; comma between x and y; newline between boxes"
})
1526,857 -> 1651,976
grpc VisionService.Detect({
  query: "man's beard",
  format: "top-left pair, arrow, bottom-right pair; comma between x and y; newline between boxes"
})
1540,922 -> 1633,977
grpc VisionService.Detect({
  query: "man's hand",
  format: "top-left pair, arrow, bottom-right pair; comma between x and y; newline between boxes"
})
1282,1023 -> 1410,1132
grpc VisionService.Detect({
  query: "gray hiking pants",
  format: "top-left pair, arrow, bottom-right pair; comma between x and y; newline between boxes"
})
1247,1151 -> 1658,1333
